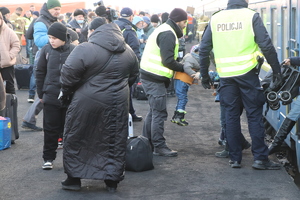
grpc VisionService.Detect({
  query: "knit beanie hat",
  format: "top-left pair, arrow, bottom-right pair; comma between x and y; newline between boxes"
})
48,22 -> 67,42
67,28 -> 79,42
0,7 -> 10,16
89,17 -> 107,30
169,8 -> 187,22
142,16 -> 150,25
73,9 -> 86,17
150,14 -> 159,23
47,0 -> 61,10
95,6 -> 107,17
32,11 -> 39,17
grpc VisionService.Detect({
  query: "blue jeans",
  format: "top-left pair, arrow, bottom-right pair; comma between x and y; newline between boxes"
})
26,39 -> 32,57
174,79 -> 190,111
29,50 -> 40,97
287,95 -> 300,121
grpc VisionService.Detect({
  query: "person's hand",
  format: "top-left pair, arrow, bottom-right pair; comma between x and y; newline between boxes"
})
272,73 -> 283,91
201,74 -> 212,89
283,59 -> 291,65
191,72 -> 200,80
58,90 -> 73,108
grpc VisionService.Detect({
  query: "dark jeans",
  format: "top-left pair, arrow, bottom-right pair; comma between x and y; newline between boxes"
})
43,103 -> 67,161
0,66 -> 15,94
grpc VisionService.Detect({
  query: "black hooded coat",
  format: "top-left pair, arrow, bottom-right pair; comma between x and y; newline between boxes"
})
60,23 -> 139,181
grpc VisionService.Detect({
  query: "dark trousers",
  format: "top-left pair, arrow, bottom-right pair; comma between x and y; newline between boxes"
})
0,66 -> 15,94
43,103 -> 67,161
129,86 -> 135,116
219,69 -> 268,162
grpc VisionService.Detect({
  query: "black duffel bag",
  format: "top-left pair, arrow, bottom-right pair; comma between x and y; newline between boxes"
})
125,135 -> 154,172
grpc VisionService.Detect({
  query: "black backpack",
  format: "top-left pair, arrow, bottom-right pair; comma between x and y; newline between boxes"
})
125,135 -> 154,172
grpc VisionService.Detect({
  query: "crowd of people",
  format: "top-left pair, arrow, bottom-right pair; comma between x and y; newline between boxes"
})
1,0 -> 298,193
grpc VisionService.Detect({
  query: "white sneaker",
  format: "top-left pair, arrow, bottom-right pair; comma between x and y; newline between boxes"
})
27,96 -> 34,103
42,160 -> 53,170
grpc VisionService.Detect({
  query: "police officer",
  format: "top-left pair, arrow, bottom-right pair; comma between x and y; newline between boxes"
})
199,0 -> 282,169
140,8 -> 187,157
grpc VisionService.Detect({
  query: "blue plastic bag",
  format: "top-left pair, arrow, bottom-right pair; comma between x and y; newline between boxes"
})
0,117 -> 11,150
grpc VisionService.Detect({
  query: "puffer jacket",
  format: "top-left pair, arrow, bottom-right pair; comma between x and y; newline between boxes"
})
60,23 -> 139,181
36,37 -> 75,106
33,3 -> 58,49
175,53 -> 200,85
0,21 -> 20,68
67,19 -> 88,43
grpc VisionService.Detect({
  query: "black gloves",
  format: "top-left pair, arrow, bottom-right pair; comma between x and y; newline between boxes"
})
263,72 -> 283,94
272,73 -> 283,91
201,74 -> 212,89
58,88 -> 73,108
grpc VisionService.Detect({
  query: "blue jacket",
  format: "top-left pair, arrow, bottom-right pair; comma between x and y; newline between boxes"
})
114,18 -> 140,60
33,3 -> 57,49
199,0 -> 281,76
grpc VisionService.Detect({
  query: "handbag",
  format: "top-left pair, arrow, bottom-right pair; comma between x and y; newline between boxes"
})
125,135 -> 154,172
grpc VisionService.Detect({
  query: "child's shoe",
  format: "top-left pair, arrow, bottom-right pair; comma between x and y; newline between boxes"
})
171,111 -> 189,126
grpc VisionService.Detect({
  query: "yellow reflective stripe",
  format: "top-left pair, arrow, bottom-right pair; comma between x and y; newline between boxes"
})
14,31 -> 23,34
215,51 -> 261,64
148,54 -> 162,62
143,62 -> 173,78
217,60 -> 256,73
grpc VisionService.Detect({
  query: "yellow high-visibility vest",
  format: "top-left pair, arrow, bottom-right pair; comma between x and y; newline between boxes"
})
211,8 -> 262,77
140,23 -> 178,78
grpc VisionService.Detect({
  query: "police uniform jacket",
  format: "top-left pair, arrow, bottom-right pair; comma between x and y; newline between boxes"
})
199,0 -> 281,77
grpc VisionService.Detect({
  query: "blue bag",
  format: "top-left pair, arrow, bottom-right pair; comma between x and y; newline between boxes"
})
0,117 -> 11,150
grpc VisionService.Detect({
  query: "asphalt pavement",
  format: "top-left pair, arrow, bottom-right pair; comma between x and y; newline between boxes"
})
0,42 -> 300,200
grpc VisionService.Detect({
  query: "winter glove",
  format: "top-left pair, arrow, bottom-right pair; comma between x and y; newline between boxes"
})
58,89 -> 73,108
264,73 -> 283,94
201,74 -> 212,89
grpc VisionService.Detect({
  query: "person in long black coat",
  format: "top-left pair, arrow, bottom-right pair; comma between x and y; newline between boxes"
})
60,21 -> 139,192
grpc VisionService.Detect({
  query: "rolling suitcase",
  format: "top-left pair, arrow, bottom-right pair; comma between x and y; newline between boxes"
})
0,94 -> 19,143
14,64 -> 33,90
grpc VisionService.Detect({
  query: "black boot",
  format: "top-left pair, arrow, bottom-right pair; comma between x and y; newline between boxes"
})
104,180 -> 119,193
269,118 -> 296,155
61,175 -> 81,191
